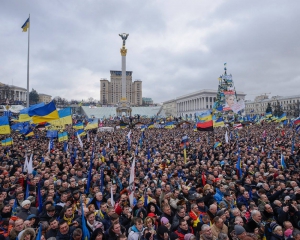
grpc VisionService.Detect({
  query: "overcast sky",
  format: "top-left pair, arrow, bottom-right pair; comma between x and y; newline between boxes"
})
1,1 -> 300,103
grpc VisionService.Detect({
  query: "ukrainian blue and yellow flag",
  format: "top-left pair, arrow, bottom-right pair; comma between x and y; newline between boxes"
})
148,123 -> 154,129
21,17 -> 30,32
73,122 -> 84,130
236,155 -> 242,178
58,132 -> 68,142
213,117 -> 225,128
165,121 -> 175,129
84,120 -> 98,130
266,112 -> 272,118
19,102 -> 45,122
25,128 -> 34,137
278,113 -> 287,122
0,116 -> 11,135
28,101 -> 59,124
213,142 -> 222,149
1,137 -> 13,146
76,129 -> 86,137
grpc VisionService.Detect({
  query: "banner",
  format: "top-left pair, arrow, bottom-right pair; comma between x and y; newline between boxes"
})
231,100 -> 245,113
47,130 -> 58,138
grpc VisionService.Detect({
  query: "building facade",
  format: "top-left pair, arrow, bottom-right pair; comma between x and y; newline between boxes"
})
245,94 -> 300,118
162,89 -> 246,118
0,83 -> 27,103
100,71 -> 142,106
39,93 -> 52,104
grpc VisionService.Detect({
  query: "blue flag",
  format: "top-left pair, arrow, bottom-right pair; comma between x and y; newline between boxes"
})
37,183 -> 43,213
12,199 -> 17,216
81,197 -> 90,240
36,223 -> 43,240
99,168 -> 104,193
85,151 -> 94,194
25,180 -> 30,199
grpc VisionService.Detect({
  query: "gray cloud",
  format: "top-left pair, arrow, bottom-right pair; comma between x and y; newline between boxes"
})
0,0 -> 299,103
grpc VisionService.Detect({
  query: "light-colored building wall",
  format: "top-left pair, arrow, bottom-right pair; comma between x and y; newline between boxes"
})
162,99 -> 177,117
100,71 -> 142,106
0,83 -> 27,101
245,94 -> 300,117
39,93 -> 52,103
163,89 -> 246,118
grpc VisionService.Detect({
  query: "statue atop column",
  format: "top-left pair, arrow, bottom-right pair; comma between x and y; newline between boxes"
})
119,33 -> 129,47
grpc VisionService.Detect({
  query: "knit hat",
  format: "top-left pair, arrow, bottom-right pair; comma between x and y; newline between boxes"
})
216,210 -> 225,217
184,233 -> 195,240
21,200 -> 31,207
157,225 -> 169,236
270,222 -> 279,232
160,217 -> 169,225
234,225 -> 246,235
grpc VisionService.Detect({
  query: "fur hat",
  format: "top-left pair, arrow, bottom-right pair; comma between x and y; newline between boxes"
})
21,200 -> 31,207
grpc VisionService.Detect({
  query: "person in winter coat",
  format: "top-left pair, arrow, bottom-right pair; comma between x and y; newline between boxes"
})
16,200 -> 38,221
17,227 -> 36,240
56,220 -> 76,240
175,220 -> 194,240
128,217 -> 144,240
269,223 -> 284,240
214,187 -> 225,204
105,222 -> 126,240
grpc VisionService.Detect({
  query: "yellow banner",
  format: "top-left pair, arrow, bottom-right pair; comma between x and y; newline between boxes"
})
48,116 -> 72,127
45,125 -> 65,130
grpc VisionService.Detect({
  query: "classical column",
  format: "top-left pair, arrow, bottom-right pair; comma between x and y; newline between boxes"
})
120,47 -> 127,101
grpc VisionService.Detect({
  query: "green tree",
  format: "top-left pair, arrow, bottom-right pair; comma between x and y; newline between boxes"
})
29,88 -> 39,104
266,103 -> 272,114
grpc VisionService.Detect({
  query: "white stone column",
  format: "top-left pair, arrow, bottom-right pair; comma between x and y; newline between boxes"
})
121,55 -> 126,100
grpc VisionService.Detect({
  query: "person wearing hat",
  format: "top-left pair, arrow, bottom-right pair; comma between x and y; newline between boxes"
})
219,192 -> 236,211
17,227 -> 36,240
197,197 -> 208,216
270,222 -> 284,240
234,225 -> 247,239
16,200 -> 38,221
157,225 -> 169,240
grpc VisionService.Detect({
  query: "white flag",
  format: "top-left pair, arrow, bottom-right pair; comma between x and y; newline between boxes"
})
225,131 -> 229,144
94,134 -> 98,142
129,158 -> 135,206
87,131 -> 90,142
110,185 -> 115,207
126,130 -> 132,140
27,154 -> 33,174
107,142 -> 110,148
77,133 -> 83,148
23,154 -> 28,172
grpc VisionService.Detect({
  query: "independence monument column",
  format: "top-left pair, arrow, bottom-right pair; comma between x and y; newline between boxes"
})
119,33 -> 129,101
116,33 -> 132,117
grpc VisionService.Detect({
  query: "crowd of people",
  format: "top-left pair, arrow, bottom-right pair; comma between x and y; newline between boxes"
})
0,117 -> 299,240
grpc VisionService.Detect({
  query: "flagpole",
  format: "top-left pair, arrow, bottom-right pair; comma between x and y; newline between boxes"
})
26,14 -> 30,108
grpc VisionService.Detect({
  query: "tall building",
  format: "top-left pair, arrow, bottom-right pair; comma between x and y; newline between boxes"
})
100,71 -> 142,106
